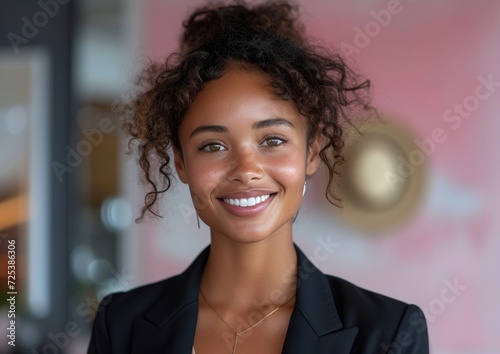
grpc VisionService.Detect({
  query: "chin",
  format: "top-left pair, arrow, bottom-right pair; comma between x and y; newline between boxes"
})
212,221 -> 293,245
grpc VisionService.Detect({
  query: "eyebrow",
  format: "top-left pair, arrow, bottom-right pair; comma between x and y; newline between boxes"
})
252,118 -> 295,130
189,125 -> 228,138
189,118 -> 295,139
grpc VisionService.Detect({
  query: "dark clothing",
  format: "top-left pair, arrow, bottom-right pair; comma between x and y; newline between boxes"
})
88,245 -> 429,353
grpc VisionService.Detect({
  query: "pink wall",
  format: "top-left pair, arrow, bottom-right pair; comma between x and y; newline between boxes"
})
134,1 -> 500,352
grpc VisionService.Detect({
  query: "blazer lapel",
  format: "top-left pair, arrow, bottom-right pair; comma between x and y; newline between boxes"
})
282,246 -> 358,354
127,245 -> 358,354
130,246 -> 210,354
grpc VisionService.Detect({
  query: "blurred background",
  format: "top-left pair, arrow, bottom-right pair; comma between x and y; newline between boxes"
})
0,0 -> 499,353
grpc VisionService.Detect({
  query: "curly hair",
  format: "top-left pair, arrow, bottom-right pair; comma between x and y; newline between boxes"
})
125,0 -> 373,221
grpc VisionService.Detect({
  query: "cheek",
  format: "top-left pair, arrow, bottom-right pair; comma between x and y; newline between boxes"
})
264,154 -> 306,188
185,159 -> 226,209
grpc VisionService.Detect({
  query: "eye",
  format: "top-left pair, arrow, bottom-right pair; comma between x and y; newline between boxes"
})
261,135 -> 287,147
200,143 -> 227,152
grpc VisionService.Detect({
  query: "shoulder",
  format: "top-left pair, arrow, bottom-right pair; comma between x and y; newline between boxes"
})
88,274 -> 183,353
325,275 -> 428,352
326,274 -> 408,319
89,247 -> 210,353
99,274 -> 181,318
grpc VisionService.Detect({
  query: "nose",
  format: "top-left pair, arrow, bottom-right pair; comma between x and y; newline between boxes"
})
226,147 -> 264,184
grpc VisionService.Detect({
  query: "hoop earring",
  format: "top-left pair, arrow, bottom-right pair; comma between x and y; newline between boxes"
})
293,182 -> 307,223
196,214 -> 200,229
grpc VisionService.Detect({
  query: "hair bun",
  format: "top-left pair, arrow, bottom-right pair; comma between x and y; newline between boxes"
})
181,1 -> 304,52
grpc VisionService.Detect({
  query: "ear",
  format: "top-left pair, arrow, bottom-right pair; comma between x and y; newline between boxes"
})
173,147 -> 188,184
305,132 -> 322,177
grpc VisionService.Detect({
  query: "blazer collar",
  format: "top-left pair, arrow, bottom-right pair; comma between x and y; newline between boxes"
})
130,245 -> 358,354
282,245 -> 358,353
130,247 -> 208,353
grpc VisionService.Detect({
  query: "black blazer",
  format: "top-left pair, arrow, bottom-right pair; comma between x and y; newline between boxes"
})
88,245 -> 429,353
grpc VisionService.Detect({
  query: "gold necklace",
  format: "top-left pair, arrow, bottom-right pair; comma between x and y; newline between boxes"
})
199,288 -> 295,354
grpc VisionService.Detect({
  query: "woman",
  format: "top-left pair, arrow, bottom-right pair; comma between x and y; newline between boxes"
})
88,1 -> 429,353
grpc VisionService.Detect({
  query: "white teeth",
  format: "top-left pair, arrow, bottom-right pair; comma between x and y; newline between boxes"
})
223,194 -> 271,207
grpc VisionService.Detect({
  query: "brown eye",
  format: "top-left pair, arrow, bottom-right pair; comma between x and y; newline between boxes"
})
262,137 -> 286,147
201,143 -> 226,152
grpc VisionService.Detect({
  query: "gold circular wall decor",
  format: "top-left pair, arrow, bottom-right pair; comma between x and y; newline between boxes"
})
337,120 -> 427,232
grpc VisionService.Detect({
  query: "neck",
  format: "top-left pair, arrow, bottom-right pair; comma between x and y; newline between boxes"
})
200,232 -> 297,312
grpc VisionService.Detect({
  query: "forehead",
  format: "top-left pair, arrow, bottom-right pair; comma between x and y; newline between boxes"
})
183,64 -> 301,124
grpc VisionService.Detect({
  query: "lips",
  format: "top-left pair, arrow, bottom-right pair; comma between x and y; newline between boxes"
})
217,190 -> 276,216
222,194 -> 271,207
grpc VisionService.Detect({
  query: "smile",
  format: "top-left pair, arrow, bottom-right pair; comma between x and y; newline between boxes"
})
222,194 -> 270,207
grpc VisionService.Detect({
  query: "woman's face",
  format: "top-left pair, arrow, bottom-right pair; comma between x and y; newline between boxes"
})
174,64 -> 321,244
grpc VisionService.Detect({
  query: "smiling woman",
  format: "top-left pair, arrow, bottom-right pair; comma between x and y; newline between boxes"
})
88,1 -> 429,353
173,65 -> 319,243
